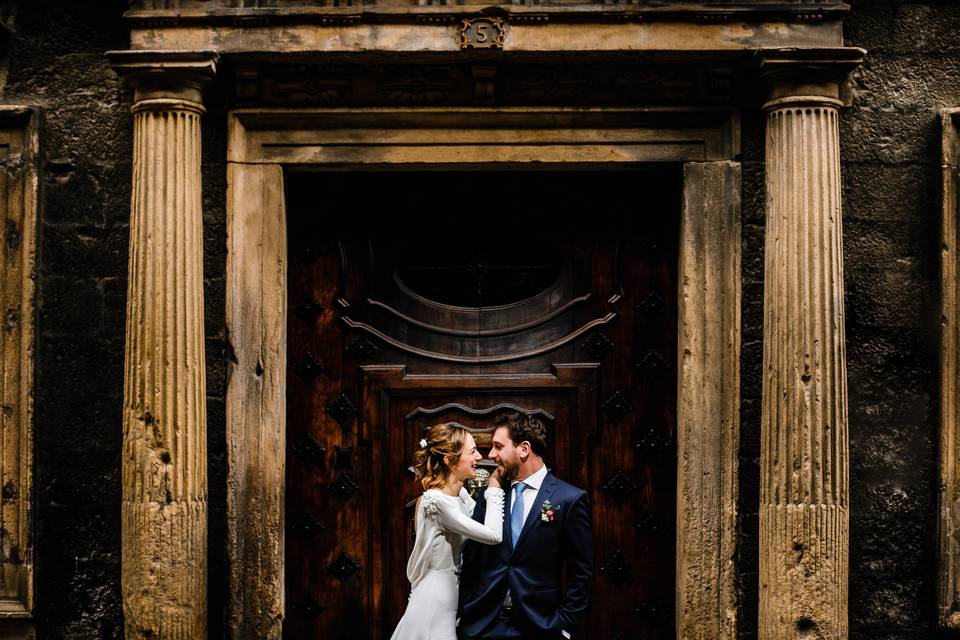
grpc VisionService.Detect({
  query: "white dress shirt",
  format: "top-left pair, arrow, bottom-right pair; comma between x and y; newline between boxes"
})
510,463 -> 548,528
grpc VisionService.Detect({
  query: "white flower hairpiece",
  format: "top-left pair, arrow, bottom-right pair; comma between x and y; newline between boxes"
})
420,438 -> 428,449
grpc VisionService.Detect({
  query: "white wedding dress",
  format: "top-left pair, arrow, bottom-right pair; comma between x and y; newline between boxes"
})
390,486 -> 505,640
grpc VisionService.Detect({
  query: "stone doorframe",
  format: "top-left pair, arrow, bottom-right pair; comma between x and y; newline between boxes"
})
223,106 -> 742,639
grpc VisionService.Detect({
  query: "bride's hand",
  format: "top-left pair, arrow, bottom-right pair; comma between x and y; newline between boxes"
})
487,468 -> 501,489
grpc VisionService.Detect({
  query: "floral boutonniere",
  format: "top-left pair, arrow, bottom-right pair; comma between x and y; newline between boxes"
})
540,500 -> 559,523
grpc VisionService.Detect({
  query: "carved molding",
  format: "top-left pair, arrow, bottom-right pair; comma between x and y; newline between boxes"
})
940,108 -> 960,629
233,62 -> 742,109
225,108 -> 740,639
227,107 -> 739,165
404,403 -> 556,421
226,162 -> 287,640
125,1 -> 850,38
0,106 -> 38,619
676,161 -> 740,640
365,293 -> 591,337
340,313 -> 616,364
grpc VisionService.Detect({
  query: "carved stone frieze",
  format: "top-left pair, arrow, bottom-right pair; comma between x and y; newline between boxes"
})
376,66 -> 463,104
233,62 -> 739,108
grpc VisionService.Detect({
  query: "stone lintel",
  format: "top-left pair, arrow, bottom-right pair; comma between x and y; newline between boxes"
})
126,19 -> 844,55
759,46 -> 865,106
108,49 -> 219,107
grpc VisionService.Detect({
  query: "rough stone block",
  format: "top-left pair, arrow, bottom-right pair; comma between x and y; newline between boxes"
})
44,168 -> 106,227
844,262 -> 932,328
843,164 -> 936,223
849,575 -> 927,629
849,52 -> 960,111
851,477 -> 934,518
203,224 -> 226,279
204,277 -> 226,338
891,4 -> 960,54
38,336 -> 123,400
840,106 -> 938,164
740,161 -> 764,225
740,224 -> 764,285
845,0 -> 895,52
850,513 -> 929,577
844,220 -> 930,267
851,421 -> 934,477
206,337 -> 226,398
41,224 -> 129,279
100,276 -> 127,340
40,276 -> 100,337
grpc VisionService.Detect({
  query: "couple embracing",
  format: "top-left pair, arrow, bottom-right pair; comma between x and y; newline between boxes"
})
390,413 -> 593,640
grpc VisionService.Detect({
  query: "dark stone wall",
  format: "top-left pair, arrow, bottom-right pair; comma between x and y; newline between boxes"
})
0,0 -> 953,638
843,3 -> 950,638
3,3 -> 130,637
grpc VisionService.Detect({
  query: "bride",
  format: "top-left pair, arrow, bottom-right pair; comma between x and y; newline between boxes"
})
390,422 -> 505,640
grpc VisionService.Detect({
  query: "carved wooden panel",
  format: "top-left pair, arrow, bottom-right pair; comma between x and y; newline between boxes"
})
284,168 -> 679,640
941,109 -> 960,629
0,106 -> 37,618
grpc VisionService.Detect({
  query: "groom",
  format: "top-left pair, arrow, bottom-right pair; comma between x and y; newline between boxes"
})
458,413 -> 593,640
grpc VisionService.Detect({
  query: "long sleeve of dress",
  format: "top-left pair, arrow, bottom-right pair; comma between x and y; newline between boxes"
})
424,488 -> 504,545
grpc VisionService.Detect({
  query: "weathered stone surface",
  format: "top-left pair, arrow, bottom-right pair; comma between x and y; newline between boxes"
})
111,49 -> 218,637
760,93 -> 851,639
843,164 -> 936,223
841,106 -> 938,165
0,1 -> 950,638
834,7 -> 949,637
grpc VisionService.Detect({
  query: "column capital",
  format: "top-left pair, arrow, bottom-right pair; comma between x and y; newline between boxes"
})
107,49 -> 219,111
758,47 -> 866,110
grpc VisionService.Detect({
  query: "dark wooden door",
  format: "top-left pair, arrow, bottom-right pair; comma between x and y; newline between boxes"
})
284,169 -> 680,640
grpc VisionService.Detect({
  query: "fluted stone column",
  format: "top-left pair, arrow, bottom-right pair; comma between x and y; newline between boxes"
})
109,50 -> 218,640
758,49 -> 863,640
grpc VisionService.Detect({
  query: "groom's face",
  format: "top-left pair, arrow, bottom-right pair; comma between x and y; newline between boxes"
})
489,426 -> 522,483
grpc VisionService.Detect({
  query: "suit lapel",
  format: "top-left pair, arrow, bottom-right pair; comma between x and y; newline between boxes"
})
511,472 -> 557,555
505,480 -> 515,552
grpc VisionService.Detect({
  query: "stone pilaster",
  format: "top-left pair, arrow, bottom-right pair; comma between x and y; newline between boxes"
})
757,49 -> 863,640
108,50 -> 218,640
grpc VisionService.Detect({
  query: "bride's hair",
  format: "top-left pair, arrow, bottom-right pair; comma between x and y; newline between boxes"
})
414,422 -> 468,490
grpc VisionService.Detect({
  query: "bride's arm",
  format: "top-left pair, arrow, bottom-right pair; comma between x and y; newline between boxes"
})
427,488 -> 504,544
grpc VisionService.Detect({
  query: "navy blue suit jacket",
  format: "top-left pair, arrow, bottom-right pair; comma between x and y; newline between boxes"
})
458,472 -> 593,639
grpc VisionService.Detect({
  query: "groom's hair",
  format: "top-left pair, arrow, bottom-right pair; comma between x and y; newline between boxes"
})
495,412 -> 548,456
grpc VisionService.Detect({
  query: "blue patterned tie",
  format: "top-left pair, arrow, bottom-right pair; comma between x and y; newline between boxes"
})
511,482 -> 528,546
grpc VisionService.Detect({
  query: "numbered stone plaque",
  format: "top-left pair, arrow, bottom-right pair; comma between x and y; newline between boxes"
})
460,17 -> 505,50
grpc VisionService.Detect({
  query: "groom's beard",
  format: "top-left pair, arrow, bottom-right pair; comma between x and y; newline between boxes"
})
499,460 -> 521,484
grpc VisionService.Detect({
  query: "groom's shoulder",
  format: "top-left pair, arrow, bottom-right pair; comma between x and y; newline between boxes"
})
549,473 -> 588,500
